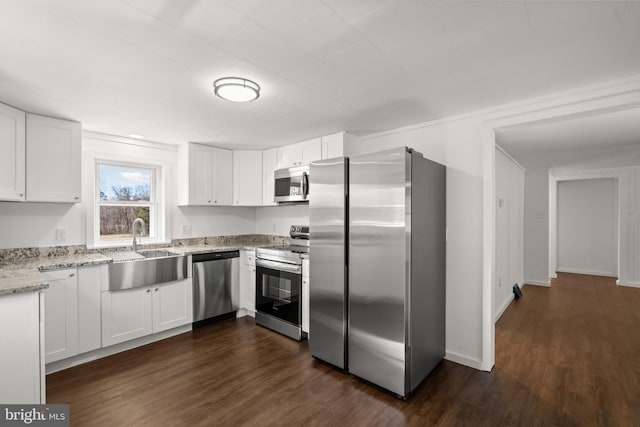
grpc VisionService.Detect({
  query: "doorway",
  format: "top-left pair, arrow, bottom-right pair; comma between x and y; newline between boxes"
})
556,178 -> 618,278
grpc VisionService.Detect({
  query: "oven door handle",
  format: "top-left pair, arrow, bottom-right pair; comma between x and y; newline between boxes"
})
256,258 -> 302,274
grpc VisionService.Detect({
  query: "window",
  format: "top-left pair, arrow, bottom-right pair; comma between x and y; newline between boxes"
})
96,162 -> 158,243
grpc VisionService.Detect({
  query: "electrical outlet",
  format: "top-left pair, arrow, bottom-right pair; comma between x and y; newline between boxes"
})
55,227 -> 68,242
181,224 -> 192,235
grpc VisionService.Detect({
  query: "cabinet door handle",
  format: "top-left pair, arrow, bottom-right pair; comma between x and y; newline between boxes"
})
155,288 -> 159,292
208,200 -> 211,203
74,196 -> 80,200
69,273 -> 75,277
146,289 -> 151,293
18,193 -> 23,197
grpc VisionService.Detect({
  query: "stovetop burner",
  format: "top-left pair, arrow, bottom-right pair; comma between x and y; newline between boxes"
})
256,225 -> 309,265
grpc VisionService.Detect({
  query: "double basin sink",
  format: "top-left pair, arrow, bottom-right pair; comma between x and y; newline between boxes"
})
107,249 -> 188,291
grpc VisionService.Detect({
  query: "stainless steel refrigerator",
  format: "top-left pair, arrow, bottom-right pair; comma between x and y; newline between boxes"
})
309,147 -> 446,398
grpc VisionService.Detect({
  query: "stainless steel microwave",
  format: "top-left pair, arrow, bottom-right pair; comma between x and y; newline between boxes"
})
274,165 -> 309,203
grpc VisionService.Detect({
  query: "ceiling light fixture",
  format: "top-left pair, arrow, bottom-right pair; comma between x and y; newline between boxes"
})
213,77 -> 260,102
128,134 -> 145,139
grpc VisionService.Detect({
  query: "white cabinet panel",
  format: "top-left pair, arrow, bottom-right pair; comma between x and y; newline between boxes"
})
216,148 -> 233,205
43,269 -> 79,364
178,143 -> 233,206
152,279 -> 193,332
239,249 -> 256,315
300,138 -> 322,165
26,114 -> 81,203
0,102 -> 25,201
77,265 -> 105,353
101,287 -> 153,347
321,132 -> 344,159
102,279 -> 192,346
262,148 -> 278,206
277,143 -> 301,169
233,150 -> 262,206
0,291 -> 43,404
188,143 -> 214,205
276,138 -> 322,169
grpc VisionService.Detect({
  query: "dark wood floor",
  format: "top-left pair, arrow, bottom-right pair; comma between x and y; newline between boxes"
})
47,273 -> 640,426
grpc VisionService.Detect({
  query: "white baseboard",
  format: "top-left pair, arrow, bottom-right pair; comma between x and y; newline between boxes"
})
524,279 -> 550,287
445,351 -> 483,371
236,308 -> 256,318
494,294 -> 514,322
556,268 -> 616,278
618,281 -> 640,288
46,324 -> 192,374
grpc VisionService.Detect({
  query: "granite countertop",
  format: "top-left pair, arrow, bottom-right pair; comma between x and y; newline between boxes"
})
0,237 -> 286,296
0,253 -> 112,296
167,243 -> 277,255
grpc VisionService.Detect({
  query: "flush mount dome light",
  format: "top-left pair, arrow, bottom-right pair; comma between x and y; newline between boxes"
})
213,77 -> 260,102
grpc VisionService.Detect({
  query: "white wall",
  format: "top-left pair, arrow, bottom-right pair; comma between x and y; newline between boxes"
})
255,204 -> 309,235
557,178 -> 618,277
347,118 -> 486,369
0,203 -> 86,249
524,169 -> 550,285
172,206 -> 255,239
494,149 -> 524,321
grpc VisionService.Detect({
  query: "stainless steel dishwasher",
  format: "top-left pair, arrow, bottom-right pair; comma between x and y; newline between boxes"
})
192,250 -> 239,326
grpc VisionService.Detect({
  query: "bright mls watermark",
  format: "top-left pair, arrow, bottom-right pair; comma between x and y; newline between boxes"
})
0,405 -> 68,426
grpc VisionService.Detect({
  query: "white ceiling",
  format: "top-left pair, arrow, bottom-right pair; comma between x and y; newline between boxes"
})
1,0 -> 640,148
496,107 -> 640,170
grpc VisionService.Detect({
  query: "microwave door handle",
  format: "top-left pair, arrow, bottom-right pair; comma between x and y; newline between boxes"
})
302,172 -> 309,198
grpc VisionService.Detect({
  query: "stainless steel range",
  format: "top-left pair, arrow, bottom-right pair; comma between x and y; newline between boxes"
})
255,225 -> 309,340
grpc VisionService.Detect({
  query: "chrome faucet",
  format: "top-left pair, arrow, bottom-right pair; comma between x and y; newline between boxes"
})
132,218 -> 145,251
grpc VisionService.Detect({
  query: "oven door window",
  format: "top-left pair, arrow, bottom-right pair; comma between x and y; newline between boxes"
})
256,265 -> 301,325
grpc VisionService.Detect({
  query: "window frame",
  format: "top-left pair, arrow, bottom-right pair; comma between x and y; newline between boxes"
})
94,160 -> 160,247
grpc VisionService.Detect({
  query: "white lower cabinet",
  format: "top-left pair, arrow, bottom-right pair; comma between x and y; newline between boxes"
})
0,291 -> 44,404
101,278 -> 192,347
239,249 -> 256,316
302,258 -> 309,334
101,286 -> 153,347
77,265 -> 104,353
43,269 -> 79,364
153,279 -> 193,332
43,265 -> 105,365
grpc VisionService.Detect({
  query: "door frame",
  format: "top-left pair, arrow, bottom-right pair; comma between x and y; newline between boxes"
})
549,170 -> 623,283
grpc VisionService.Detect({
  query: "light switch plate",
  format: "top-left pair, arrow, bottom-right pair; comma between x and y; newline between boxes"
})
55,227 -> 68,242
181,224 -> 192,235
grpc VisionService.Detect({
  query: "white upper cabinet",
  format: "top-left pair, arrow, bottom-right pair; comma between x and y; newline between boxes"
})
262,148 -> 278,206
217,149 -> 233,205
300,138 -> 322,165
276,138 -> 321,169
233,150 -> 263,206
26,114 -> 81,203
0,102 -> 26,201
321,132 -> 344,159
178,143 -> 233,206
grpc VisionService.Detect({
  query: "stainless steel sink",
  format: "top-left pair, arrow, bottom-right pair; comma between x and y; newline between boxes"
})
107,250 -> 188,291
137,250 -> 175,259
